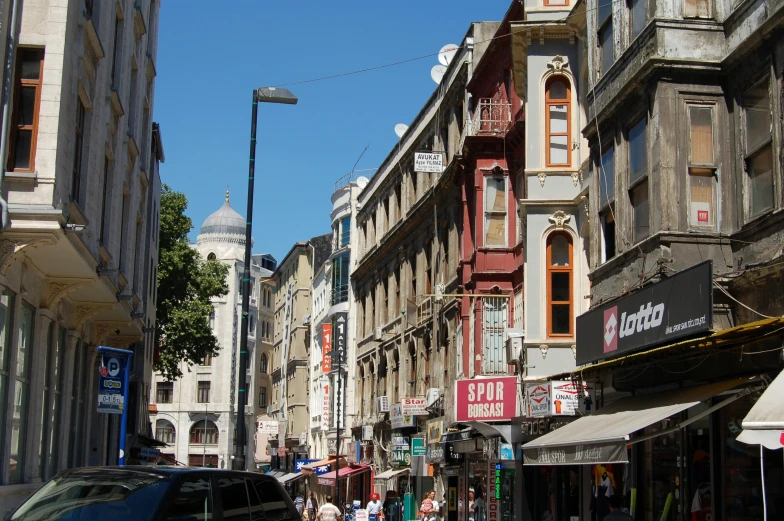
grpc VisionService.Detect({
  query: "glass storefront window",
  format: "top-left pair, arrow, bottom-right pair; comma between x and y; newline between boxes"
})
686,402 -> 712,521
468,460 -> 487,521
640,416 -> 680,521
722,396 -> 765,521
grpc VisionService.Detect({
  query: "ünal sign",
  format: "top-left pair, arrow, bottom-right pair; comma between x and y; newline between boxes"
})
454,377 -> 517,422
576,261 -> 713,365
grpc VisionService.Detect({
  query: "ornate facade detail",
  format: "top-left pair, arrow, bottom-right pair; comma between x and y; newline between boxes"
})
539,344 -> 549,360
44,277 -> 93,309
581,195 -> 589,219
92,320 -> 133,345
73,302 -> 115,330
0,237 -> 57,275
547,55 -> 569,72
538,172 -> 547,187
571,171 -> 580,187
548,210 -> 572,229
571,345 -> 577,359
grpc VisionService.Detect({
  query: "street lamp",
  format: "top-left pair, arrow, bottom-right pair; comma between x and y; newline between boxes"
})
234,86 -> 298,471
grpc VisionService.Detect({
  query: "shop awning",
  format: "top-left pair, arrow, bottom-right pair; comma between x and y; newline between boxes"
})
373,468 -> 410,481
737,371 -> 784,450
277,472 -> 304,484
301,457 -> 346,475
266,470 -> 286,478
317,465 -> 370,486
440,428 -> 477,443
465,421 -> 522,444
523,378 -> 751,465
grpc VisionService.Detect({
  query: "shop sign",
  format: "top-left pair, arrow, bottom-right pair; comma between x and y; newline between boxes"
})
525,381 -> 592,417
140,447 -> 160,463
355,510 -> 369,521
391,436 -> 411,466
411,437 -> 426,457
390,403 -> 415,429
576,261 -> 712,365
521,417 -> 574,437
443,466 -> 461,476
483,437 -> 500,459
97,352 -> 130,414
522,440 -> 628,466
321,378 -> 330,431
414,152 -> 444,173
427,444 -> 445,462
327,438 -> 337,456
427,419 -> 443,444
347,441 -> 361,463
489,463 -> 499,520
334,313 -> 348,361
525,383 -> 551,417
500,443 -> 514,461
299,433 -> 307,446
454,377 -> 518,422
441,429 -> 475,443
362,425 -> 373,441
454,438 -> 481,453
401,397 -> 429,416
445,443 -> 464,463
322,324 -> 332,373
258,420 -> 279,435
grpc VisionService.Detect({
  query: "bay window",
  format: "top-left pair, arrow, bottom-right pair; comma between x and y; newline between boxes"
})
687,105 -> 717,228
545,77 -> 571,167
628,118 -> 649,242
484,175 -> 507,247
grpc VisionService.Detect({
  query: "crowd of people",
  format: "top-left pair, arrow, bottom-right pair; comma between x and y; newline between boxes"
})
290,489 -> 450,521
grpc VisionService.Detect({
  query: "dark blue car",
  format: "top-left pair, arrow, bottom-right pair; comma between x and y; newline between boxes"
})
4,466 -> 302,521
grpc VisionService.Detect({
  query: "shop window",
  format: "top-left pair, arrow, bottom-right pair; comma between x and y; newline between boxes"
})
7,48 -> 44,172
598,0 -> 614,77
482,296 -> 508,373
742,80 -> 774,218
687,105 -> 718,228
547,233 -> 573,336
484,175 -> 507,247
545,77 -> 571,167
629,118 -> 649,242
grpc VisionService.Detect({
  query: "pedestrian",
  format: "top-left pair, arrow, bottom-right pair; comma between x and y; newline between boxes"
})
419,491 -> 434,521
307,492 -> 319,521
602,495 -> 633,521
367,493 -> 383,521
295,494 -> 305,516
473,488 -> 485,521
318,495 -> 343,521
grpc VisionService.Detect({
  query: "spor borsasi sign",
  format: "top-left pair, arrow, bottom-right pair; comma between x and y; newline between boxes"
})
576,261 -> 713,365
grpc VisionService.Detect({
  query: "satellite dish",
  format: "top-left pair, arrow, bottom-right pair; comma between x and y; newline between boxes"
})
394,124 -> 409,138
356,176 -> 370,189
431,65 -> 447,85
438,44 -> 459,66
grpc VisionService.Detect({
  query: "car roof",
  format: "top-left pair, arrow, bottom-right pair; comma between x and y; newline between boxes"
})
59,466 -> 279,479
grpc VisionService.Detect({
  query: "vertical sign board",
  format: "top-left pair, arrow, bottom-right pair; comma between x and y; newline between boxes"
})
97,353 -> 129,413
322,324 -> 332,373
334,313 -> 348,362
321,378 -> 330,431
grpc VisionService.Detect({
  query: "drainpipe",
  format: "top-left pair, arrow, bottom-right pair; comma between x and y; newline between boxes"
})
0,0 -> 21,231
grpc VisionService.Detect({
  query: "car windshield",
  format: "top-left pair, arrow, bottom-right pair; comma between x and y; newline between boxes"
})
8,469 -> 171,521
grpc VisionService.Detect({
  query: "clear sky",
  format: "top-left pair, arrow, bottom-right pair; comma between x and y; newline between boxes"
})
155,0 -> 510,263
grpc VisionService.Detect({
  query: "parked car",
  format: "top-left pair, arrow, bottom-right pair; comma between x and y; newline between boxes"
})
4,466 -> 301,521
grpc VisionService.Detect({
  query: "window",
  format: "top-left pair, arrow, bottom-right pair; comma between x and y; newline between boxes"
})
207,252 -> 216,261
156,419 -> 176,444
687,105 -> 717,227
156,381 -> 173,403
163,478 -> 213,521
260,353 -> 268,373
545,0 -> 568,6
100,157 -> 111,244
545,77 -> 571,167
482,297 -> 508,374
7,49 -> 44,172
599,145 -> 616,261
629,119 -> 649,242
10,303 -> 34,483
340,216 -> 351,247
684,0 -> 710,18
38,324 -> 54,479
190,420 -> 218,444
630,0 -> 646,40
394,265 -> 401,317
197,381 -> 210,403
331,253 -> 350,305
47,327 -> 66,478
0,291 -> 14,473
218,477 -> 251,521
484,176 -> 507,246
547,234 -> 573,336
201,354 -> 212,366
111,14 -> 121,87
598,0 -> 614,76
259,387 -> 267,408
742,81 -> 774,218
209,308 -> 215,330
72,101 -> 86,203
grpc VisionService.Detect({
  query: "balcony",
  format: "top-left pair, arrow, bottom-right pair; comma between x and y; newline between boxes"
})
472,99 -> 512,135
417,296 -> 433,326
331,284 -> 349,306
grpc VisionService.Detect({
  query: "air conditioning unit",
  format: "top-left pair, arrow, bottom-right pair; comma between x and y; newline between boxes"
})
376,396 -> 390,413
426,388 -> 441,407
505,328 -> 525,365
374,327 -> 384,341
434,283 -> 445,302
303,314 -> 311,325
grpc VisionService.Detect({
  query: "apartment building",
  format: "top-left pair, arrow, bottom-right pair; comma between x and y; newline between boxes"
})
0,0 -> 162,514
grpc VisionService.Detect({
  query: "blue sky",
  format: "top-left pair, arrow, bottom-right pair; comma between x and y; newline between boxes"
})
155,0 -> 510,262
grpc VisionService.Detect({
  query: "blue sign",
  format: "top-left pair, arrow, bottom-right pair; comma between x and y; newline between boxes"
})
97,353 -> 129,414
295,459 -> 331,475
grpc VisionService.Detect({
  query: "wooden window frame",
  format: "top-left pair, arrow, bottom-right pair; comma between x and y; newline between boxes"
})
597,0 -> 614,77
544,0 -> 569,6
545,76 -> 572,168
7,49 -> 45,173
484,174 -> 508,248
546,232 -> 573,337
72,102 -> 86,203
628,118 -> 649,242
741,78 -> 774,219
686,103 -> 718,229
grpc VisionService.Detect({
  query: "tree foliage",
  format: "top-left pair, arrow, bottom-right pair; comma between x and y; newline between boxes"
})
155,185 -> 229,380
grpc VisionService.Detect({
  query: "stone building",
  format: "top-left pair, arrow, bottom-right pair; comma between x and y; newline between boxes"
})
150,193 -> 272,471
269,234 -> 331,472
0,0 -> 162,514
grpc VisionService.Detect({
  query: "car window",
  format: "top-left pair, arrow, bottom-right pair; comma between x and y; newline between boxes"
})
218,477 -> 251,521
162,477 -> 213,521
245,479 -> 264,521
252,478 -> 295,521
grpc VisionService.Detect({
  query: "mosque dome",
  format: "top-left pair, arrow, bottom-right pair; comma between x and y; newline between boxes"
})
199,190 -> 246,238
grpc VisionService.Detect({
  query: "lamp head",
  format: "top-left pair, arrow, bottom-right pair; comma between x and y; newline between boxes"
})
255,87 -> 298,105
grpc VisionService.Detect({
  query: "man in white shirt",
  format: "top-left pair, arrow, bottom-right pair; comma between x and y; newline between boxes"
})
319,496 -> 342,521
367,493 -> 382,521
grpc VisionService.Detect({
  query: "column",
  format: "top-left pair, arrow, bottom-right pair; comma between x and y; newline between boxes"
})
26,310 -> 55,483
57,331 -> 79,471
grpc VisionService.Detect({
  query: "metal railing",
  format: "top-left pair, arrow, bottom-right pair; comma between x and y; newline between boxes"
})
473,99 -> 513,134
331,284 -> 349,305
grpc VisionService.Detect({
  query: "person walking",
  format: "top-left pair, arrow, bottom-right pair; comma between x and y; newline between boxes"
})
307,492 -> 319,521
295,494 -> 305,516
602,496 -> 633,521
318,495 -> 343,521
367,493 -> 383,521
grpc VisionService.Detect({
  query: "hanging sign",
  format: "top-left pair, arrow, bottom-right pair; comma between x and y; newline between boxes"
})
391,436 -> 411,466
322,324 -> 332,373
97,353 -> 129,414
414,152 -> 444,173
258,420 -> 279,435
391,403 -> 415,429
411,437 -> 427,457
321,379 -> 330,431
401,397 -> 428,416
334,313 -> 348,361
454,377 -> 518,422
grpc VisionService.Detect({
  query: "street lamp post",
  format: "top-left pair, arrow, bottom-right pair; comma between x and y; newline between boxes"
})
234,86 -> 298,471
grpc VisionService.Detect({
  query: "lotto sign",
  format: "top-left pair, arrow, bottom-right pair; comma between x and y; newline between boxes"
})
454,377 -> 518,422
322,324 -> 332,373
97,354 -> 128,414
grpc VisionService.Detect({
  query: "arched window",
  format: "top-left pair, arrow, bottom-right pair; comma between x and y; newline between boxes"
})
249,314 -> 255,334
190,420 -> 219,445
545,77 -> 571,167
156,419 -> 176,445
547,232 -> 573,336
260,353 -> 268,373
207,252 -> 216,261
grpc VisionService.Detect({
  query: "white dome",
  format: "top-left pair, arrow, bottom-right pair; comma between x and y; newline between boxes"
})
200,190 -> 245,237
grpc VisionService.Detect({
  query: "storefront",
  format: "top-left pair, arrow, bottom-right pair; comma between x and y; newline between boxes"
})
317,465 -> 372,506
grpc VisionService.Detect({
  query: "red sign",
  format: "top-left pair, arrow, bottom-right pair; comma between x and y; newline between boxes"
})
698,210 -> 709,223
454,377 -> 517,422
322,324 -> 332,373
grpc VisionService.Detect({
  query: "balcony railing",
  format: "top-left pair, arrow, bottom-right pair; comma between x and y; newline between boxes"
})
417,296 -> 433,326
472,99 -> 512,134
331,284 -> 349,305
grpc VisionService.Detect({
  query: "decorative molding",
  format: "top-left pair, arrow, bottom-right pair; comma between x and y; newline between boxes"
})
547,55 -> 569,71
571,345 -> 577,359
571,171 -> 580,187
537,172 -> 547,187
106,334 -> 141,349
0,237 -> 57,275
581,196 -> 590,219
548,210 -> 572,229
93,320 -> 133,345
73,302 -> 115,330
539,344 -> 549,360
44,277 -> 93,309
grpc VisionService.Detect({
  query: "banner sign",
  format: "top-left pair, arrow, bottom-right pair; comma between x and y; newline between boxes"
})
321,378 -> 330,431
97,353 -> 129,414
391,403 -> 415,429
259,420 -> 279,435
411,437 -> 426,457
427,419 -> 443,444
525,381 -> 592,417
391,436 -> 411,466
296,459 -> 330,475
576,261 -> 712,365
401,397 -> 428,416
454,377 -> 518,422
334,313 -> 348,361
523,440 -> 628,466
414,152 -> 444,173
322,324 -> 332,373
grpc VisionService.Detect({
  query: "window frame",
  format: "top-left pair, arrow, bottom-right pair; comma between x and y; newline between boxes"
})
546,233 -> 574,337
627,117 -> 650,243
545,76 -> 572,168
686,102 -> 719,229
156,381 -> 173,403
741,77 -> 775,220
7,48 -> 45,173
71,101 -> 86,203
197,381 -> 210,404
597,0 -> 615,78
483,174 -> 508,248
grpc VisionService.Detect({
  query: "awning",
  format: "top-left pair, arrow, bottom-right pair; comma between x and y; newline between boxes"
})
737,371 -> 784,450
301,457 -> 346,475
266,470 -> 286,478
136,434 -> 168,448
523,378 -> 750,465
441,428 -> 477,443
373,468 -> 410,481
465,421 -> 522,444
278,472 -> 304,484
317,465 -> 370,486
